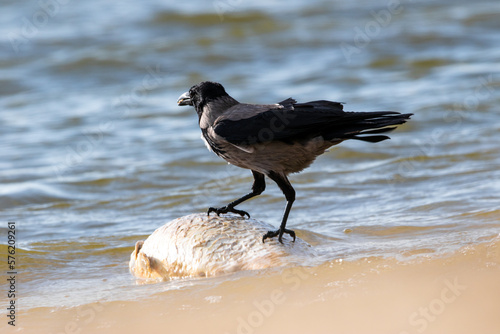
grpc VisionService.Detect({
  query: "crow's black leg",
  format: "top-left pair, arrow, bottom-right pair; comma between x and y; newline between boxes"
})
262,171 -> 296,244
208,170 -> 265,218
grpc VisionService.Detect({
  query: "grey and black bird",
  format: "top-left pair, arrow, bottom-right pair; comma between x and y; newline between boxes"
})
177,81 -> 412,243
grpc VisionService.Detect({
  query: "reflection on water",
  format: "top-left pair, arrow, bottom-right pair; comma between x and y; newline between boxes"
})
0,0 -> 499,317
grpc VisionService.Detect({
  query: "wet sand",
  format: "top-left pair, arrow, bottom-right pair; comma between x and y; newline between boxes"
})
16,235 -> 500,334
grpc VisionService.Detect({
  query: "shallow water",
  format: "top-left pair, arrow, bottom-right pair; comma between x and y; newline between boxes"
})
1,0 -> 500,332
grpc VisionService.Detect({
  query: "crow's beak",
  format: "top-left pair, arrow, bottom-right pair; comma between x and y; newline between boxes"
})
177,91 -> 192,106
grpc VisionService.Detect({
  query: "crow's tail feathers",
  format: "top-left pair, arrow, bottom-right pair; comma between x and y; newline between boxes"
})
324,112 -> 413,143
349,127 -> 396,143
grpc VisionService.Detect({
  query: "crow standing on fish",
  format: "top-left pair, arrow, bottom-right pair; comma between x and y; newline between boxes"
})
177,81 -> 412,243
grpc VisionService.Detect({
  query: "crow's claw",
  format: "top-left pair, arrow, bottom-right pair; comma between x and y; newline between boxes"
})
207,206 -> 250,218
262,228 -> 296,244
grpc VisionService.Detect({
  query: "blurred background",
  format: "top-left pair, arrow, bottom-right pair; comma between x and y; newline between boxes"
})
0,0 -> 499,329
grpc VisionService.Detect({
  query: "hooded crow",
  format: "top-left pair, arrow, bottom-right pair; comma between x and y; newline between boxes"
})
177,81 -> 412,243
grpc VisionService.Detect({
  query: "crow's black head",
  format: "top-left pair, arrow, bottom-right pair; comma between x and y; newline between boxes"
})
177,81 -> 229,115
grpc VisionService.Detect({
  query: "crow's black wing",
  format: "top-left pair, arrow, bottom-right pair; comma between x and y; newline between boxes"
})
214,100 -> 343,145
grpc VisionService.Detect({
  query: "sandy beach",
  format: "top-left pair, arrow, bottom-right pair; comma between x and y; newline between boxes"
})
15,235 -> 500,334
